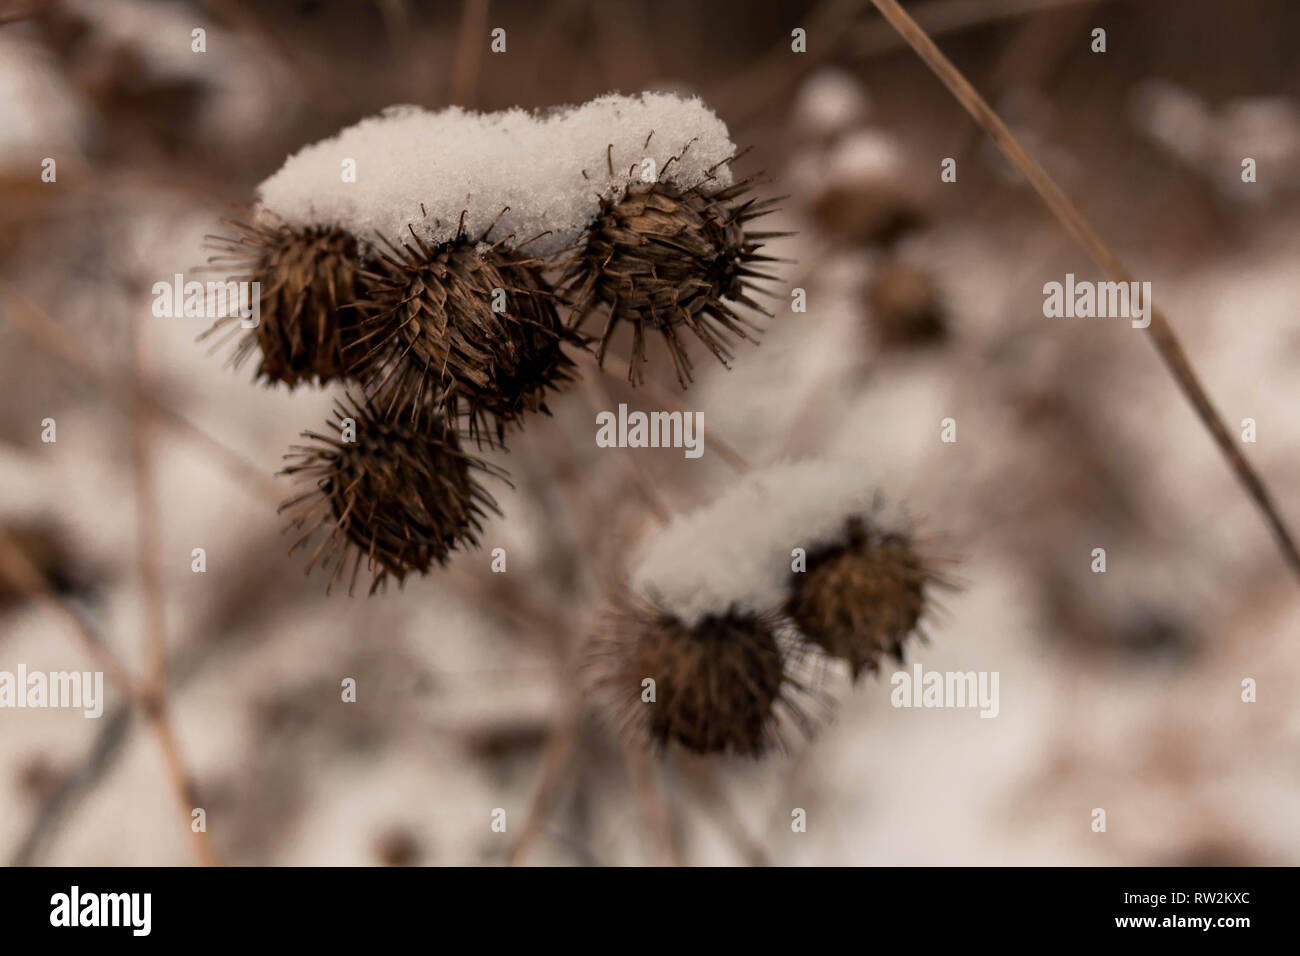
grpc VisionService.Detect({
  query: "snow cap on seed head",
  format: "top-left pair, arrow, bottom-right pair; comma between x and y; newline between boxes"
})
791,68 -> 871,138
254,93 -> 737,259
630,459 -> 909,625
825,129 -> 904,186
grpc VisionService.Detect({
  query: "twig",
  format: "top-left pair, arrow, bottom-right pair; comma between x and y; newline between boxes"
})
919,0 -> 1098,205
0,531 -> 138,695
129,323 -> 167,694
867,0 -> 1300,583
8,703 -> 134,867
676,755 -> 773,866
713,0 -> 1112,132
129,308 -> 220,867
621,742 -> 680,866
851,0 -> 1119,58
0,526 -> 217,864
508,419 -> 682,866
10,527 -> 319,865
506,692 -> 583,865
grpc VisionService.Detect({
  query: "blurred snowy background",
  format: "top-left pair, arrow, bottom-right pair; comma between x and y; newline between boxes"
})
1,0 -> 1299,865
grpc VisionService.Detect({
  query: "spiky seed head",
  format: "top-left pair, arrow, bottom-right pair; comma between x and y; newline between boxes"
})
561,176 -> 783,388
808,181 -> 923,248
202,218 -> 369,387
278,395 -> 505,595
867,260 -> 947,347
360,231 -> 577,440
787,516 -> 940,679
590,597 -> 814,757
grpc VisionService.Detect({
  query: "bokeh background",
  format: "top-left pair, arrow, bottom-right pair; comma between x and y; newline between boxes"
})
2,0 -> 1299,865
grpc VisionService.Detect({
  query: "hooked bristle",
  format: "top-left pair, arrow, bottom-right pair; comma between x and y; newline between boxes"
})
786,516 -> 946,680
277,394 -> 507,595
588,596 -> 818,757
358,230 -> 579,441
201,218 -> 370,387
560,176 -> 783,388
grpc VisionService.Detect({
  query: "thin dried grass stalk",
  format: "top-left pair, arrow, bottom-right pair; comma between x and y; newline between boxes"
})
867,0 -> 1300,582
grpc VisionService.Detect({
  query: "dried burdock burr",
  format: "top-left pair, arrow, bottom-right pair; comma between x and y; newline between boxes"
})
359,220 -> 578,440
629,460 -> 952,687
560,165 -> 786,388
593,460 -> 946,757
866,259 -> 948,347
202,216 -> 369,387
278,394 -> 506,595
590,596 -> 815,757
809,181 -> 923,249
807,130 -> 923,249
241,94 -> 774,393
787,515 -> 947,680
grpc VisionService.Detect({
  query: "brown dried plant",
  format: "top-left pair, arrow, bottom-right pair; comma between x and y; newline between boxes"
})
202,217 -> 369,387
278,395 -> 507,595
560,160 -> 786,388
589,595 -> 819,757
787,516 -> 951,680
358,218 -> 579,441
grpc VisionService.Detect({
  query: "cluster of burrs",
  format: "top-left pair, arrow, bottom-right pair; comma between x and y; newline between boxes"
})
201,97 -> 783,594
588,463 -> 954,757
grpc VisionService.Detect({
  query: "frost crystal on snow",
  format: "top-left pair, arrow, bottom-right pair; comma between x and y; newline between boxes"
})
255,93 -> 737,258
630,460 -> 909,624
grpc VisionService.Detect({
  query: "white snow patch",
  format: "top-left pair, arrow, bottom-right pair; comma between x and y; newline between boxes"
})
824,129 -> 904,185
1130,79 -> 1300,198
255,93 -> 737,258
1130,79 -> 1214,167
792,68 -> 870,137
630,460 -> 907,623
